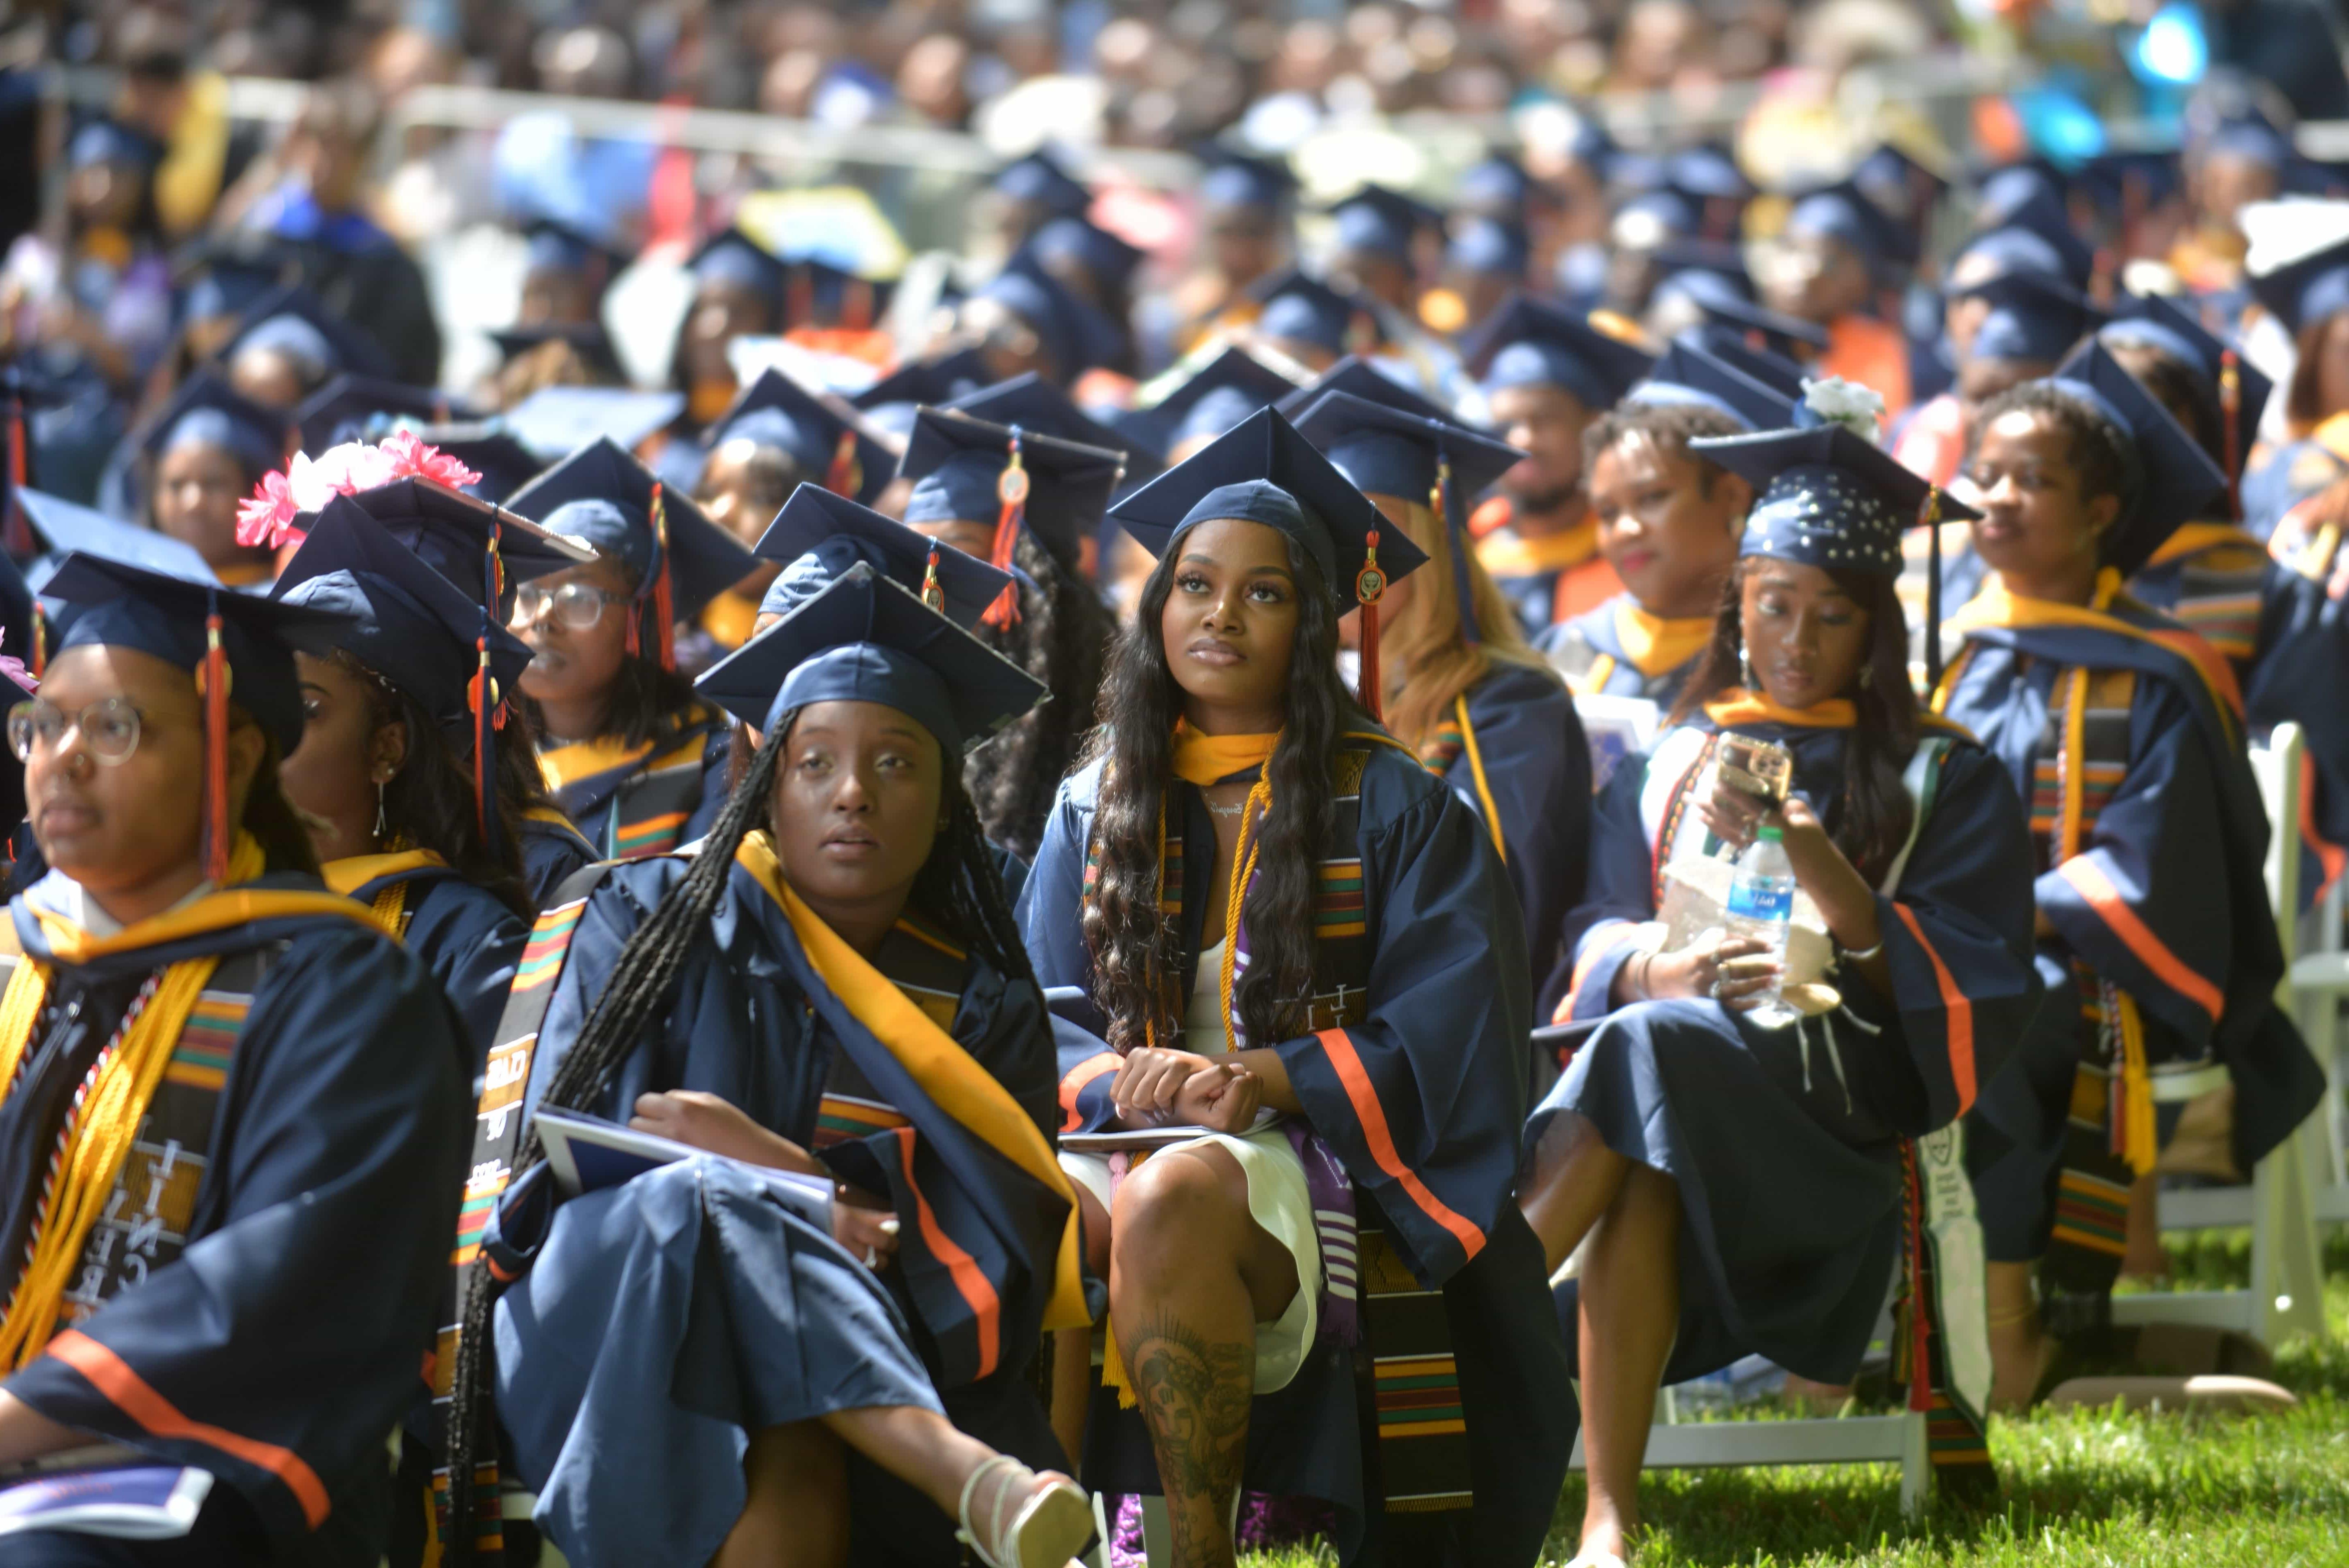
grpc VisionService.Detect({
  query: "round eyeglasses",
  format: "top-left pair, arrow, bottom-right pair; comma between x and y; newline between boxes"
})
513,580 -> 629,633
9,696 -> 143,766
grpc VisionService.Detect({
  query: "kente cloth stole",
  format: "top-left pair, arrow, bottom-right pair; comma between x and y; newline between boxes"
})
0,946 -> 264,1369
2158,536 -> 2268,669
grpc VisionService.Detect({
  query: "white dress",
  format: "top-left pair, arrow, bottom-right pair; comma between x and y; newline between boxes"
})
1058,939 -> 1325,1392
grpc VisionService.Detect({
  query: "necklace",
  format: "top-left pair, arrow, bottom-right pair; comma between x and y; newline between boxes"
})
1206,800 -> 1245,817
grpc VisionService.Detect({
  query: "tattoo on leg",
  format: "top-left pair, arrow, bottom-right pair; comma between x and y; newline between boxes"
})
1127,1310 -> 1252,1564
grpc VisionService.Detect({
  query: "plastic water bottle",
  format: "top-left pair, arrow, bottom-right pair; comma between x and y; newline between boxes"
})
1724,826 -> 1799,1028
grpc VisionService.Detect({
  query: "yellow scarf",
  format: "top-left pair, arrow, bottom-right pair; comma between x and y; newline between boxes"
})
0,836 -> 394,1367
1170,723 -> 1280,787
324,848 -> 446,933
2146,521 -> 2263,571
1703,687 -> 1858,729
1615,601 -> 1716,679
1945,567 -> 2243,729
730,832 -> 1090,1336
1476,515 -> 1598,580
537,734 -> 656,792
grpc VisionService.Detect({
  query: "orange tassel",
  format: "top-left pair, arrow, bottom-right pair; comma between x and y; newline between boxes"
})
827,430 -> 861,499
201,604 -> 230,884
2221,349 -> 2243,522
649,482 -> 676,673
982,432 -> 1027,631
1356,527 -> 1385,722
469,637 -> 491,839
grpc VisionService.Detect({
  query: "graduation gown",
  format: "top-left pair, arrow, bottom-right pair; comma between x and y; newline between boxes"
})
1019,737 -> 1573,1568
1415,661 -> 1590,1004
478,833 -> 1089,1568
535,701 -> 728,863
1469,497 -> 1621,638
2253,504 -> 2349,869
0,862 -> 468,1567
2241,418 -> 2349,541
517,807 -> 599,909
1935,580 -> 2325,1267
1538,710 -> 2039,1382
322,851 -> 526,1081
1534,593 -> 1712,704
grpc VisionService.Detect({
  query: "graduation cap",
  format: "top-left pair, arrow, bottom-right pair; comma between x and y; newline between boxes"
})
1782,180 -> 1909,279
1137,346 -> 1302,455
312,477 -> 592,622
2050,340 -> 2231,577
272,497 -> 535,832
1248,269 -> 1383,359
1952,268 -> 2105,365
1975,159 -> 2070,228
2194,113 -> 2294,172
1290,390 -> 1525,644
993,148 -> 1093,220
504,438 -> 758,667
1611,186 -> 1701,249
217,284 -> 394,384
1445,218 -> 1530,279
1106,406 -> 1428,718
488,321 -> 626,382
945,372 -> 1166,486
1273,355 -> 1456,425
522,218 -> 631,301
1327,185 -> 1444,264
1951,191 -> 2096,290
899,406 -> 1125,593
393,424 -> 545,506
792,257 -> 899,333
13,487 -> 218,589
40,551 -> 355,877
140,369 -> 289,483
1853,142 -> 1951,228
1462,292 -> 1657,409
2099,290 -> 2273,493
293,375 -> 462,456
687,229 -> 791,320
752,483 -> 1013,628
852,350 -> 994,415
977,251 -> 1124,380
499,385 -> 685,459
1691,323 -> 1811,401
2248,230 -> 2349,335
697,563 -> 1046,754
1198,146 -> 1298,213
1458,151 -> 1541,218
1627,342 -> 1798,432
1030,215 -> 1147,295
702,369 -> 893,506
1654,266 -> 1829,358
2078,148 -> 2184,218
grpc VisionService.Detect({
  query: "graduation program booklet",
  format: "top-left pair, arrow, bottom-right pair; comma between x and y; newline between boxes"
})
0,1447 -> 213,1539
533,1108 -> 835,1229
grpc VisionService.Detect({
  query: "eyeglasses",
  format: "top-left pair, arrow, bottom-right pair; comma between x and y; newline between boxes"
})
513,581 -> 628,632
9,696 -> 143,765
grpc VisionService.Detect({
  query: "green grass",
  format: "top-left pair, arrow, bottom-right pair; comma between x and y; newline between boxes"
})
1245,1234 -> 2349,1567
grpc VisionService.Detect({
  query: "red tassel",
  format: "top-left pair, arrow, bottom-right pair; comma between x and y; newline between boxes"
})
649,482 -> 676,673
1356,527 -> 1385,722
201,607 -> 230,884
2221,349 -> 2243,522
4,399 -> 27,559
982,433 -> 1027,631
827,430 -> 861,499
469,636 -> 492,840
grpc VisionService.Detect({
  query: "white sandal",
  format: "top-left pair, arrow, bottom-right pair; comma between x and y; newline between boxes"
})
953,1454 -> 1093,1568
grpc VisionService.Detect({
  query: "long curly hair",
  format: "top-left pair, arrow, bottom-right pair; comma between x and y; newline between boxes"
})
1082,529 -> 1363,1053
441,708 -> 1031,1562
965,528 -> 1116,860
1669,557 -> 1920,885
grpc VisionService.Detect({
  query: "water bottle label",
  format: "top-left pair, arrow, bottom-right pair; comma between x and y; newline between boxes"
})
1726,879 -> 1793,922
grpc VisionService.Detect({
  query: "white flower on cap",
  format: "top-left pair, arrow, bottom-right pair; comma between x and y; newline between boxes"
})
1800,377 -> 1887,445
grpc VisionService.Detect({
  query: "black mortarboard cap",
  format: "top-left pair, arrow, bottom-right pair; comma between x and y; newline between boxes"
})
702,369 -> 894,506
2099,289 -> 2273,473
978,251 -> 1124,380
687,229 -> 791,319
1328,185 -> 1444,263
1198,146 -> 1298,212
899,406 -> 1125,569
946,372 -> 1166,485
1955,268 -> 2105,364
505,438 -> 759,632
500,386 -> 685,459
395,424 -> 545,506
1666,143 -> 1753,204
1628,342 -> 1798,431
218,284 -> 394,383
1952,191 -> 2095,291
1273,355 -> 1457,425
752,484 -> 1013,627
993,148 -> 1093,219
1691,420 -> 1979,580
140,369 -> 289,482
522,218 -> 631,300
1654,266 -> 1829,358
1783,179 -> 1908,276
1463,292 -> 1656,407
1691,324 -> 1809,400
488,321 -> 626,382
293,374 -> 464,456
2050,340 -> 2231,575
852,350 -> 993,415
697,564 -> 1045,753
1030,215 -> 1147,293
1138,346 -> 1304,455
312,477 -> 592,621
1249,268 -> 1383,358
14,488 -> 218,585
2249,231 -> 2349,335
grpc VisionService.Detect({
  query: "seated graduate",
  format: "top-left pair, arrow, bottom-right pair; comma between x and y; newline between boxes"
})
1519,402 -> 2039,1568
438,563 -> 1095,1568
1289,388 -> 1590,1003
1020,409 -> 1571,1568
1538,344 -> 1790,702
244,464 -> 604,905
132,370 -> 291,587
1458,294 -> 1658,639
944,371 -> 1171,573
0,556 -> 467,1565
2259,468 -> 2349,882
503,438 -> 758,862
269,498 -> 534,1068
1935,345 -> 2326,1405
897,408 -> 1124,863
684,369 -> 898,668
2242,234 -> 2349,538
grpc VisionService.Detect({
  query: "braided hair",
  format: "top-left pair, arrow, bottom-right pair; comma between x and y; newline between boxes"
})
965,528 -> 1115,861
440,708 -> 1031,1559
